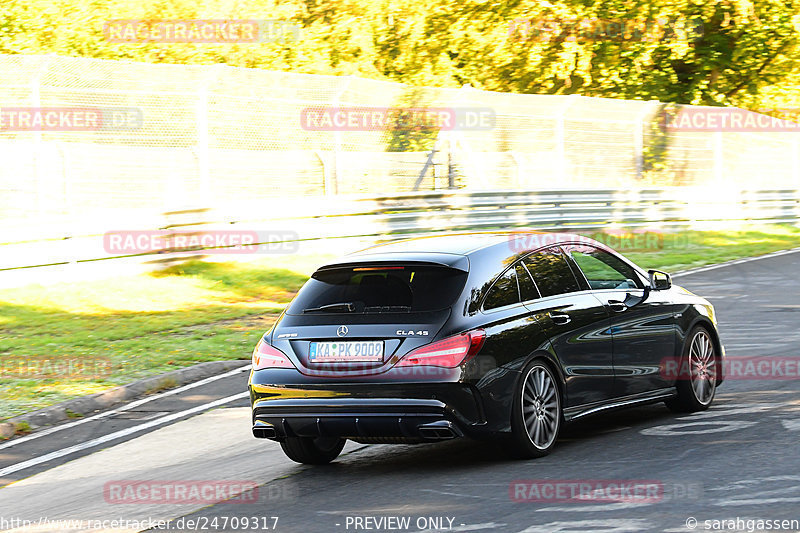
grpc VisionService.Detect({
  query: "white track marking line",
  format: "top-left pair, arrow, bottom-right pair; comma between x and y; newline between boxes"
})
0,364 -> 250,451
672,247 -> 800,278
0,391 -> 249,477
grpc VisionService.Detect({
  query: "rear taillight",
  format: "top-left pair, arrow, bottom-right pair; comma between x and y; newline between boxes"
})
396,329 -> 486,368
252,339 -> 295,370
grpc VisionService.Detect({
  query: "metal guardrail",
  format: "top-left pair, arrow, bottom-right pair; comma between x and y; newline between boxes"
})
2,187 -> 799,272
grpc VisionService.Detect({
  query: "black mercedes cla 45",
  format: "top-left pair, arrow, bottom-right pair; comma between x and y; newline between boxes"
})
248,232 -> 724,464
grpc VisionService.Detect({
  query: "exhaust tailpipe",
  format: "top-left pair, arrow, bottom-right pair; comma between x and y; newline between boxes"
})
418,421 -> 459,440
252,421 -> 277,439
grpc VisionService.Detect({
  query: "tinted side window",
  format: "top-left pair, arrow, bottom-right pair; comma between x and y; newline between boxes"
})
516,263 -> 540,302
523,248 -> 581,297
484,267 -> 520,310
565,245 -> 641,290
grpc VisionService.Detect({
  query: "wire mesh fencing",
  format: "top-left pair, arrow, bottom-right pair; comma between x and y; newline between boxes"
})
1,53 -> 799,244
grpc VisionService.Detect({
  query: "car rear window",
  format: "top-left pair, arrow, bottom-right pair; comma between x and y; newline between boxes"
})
286,265 -> 467,314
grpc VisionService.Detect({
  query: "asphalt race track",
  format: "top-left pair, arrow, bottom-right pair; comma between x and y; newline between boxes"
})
2,250 -> 800,533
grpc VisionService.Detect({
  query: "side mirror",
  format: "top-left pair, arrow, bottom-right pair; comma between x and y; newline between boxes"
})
648,269 -> 672,290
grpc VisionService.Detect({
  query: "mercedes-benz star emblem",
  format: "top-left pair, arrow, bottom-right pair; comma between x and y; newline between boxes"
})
336,325 -> 349,337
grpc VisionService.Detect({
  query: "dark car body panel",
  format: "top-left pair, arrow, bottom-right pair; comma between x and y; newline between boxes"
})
523,292 -> 615,407
248,232 -> 724,442
594,287 -> 679,396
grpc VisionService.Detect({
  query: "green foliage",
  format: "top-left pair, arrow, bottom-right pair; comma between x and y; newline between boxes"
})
1,0 -> 799,108
384,87 -> 441,152
641,103 -> 680,184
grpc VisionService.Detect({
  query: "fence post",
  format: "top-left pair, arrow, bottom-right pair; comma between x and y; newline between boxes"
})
30,56 -> 55,217
192,65 -> 228,209
414,142 -> 438,191
331,75 -> 354,196
195,72 -> 211,206
555,96 -> 578,184
794,136 -> 800,188
448,140 -> 455,189
314,150 -> 331,195
509,151 -> 522,188
635,101 -> 660,180
713,130 -> 724,184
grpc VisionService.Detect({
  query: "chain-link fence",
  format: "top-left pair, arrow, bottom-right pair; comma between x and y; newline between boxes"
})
1,53 -> 799,243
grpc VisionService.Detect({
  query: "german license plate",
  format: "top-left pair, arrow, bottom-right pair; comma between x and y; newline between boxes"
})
309,341 -> 384,362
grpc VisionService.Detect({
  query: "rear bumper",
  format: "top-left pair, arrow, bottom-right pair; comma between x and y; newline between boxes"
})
252,408 -> 462,443
250,380 -> 486,442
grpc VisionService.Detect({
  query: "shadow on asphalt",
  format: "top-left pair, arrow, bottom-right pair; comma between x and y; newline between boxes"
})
273,402 -> 686,476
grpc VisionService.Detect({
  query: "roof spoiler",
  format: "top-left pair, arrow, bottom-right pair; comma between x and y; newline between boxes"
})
317,253 -> 469,273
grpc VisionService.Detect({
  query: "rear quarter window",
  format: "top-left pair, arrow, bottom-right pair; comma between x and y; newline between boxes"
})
483,267 -> 520,310
522,248 -> 581,297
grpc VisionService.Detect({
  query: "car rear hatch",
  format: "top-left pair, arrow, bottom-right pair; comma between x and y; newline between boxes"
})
273,258 -> 468,376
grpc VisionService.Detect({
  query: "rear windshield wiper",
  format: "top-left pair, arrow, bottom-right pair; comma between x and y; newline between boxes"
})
303,302 -> 355,313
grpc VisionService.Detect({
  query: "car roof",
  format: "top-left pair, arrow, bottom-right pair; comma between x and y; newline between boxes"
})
315,231 -> 646,279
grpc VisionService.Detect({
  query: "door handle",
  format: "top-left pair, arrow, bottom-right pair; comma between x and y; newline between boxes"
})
608,300 -> 628,313
548,311 -> 571,325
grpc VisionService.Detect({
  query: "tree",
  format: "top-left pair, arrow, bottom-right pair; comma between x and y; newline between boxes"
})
1,0 -> 798,108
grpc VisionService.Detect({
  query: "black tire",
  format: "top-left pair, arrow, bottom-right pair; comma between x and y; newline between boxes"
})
665,326 -> 718,413
280,436 -> 346,465
509,359 -> 562,458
